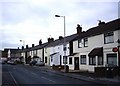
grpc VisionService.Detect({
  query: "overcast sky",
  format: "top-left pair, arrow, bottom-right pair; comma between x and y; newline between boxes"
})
0,0 -> 119,50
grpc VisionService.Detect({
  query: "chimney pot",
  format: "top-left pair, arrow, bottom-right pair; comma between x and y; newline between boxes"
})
22,46 -> 24,50
59,36 -> 63,40
32,44 -> 34,47
48,37 -> 54,43
76,24 -> 82,35
26,45 -> 28,49
98,20 -> 105,26
39,40 -> 42,45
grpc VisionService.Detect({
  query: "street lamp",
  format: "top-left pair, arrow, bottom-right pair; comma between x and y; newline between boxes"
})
20,40 -> 25,64
55,15 -> 67,72
20,40 -> 25,47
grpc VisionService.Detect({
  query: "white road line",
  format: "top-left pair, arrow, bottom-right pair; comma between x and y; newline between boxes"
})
24,69 -> 28,72
31,72 -> 37,76
41,71 -> 48,74
9,71 -> 18,86
41,76 -> 56,83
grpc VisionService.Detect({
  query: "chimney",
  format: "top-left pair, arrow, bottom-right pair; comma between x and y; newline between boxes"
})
59,36 -> 63,40
32,44 -> 34,47
22,46 -> 24,50
26,45 -> 28,49
51,38 -> 54,41
48,37 -> 51,43
98,20 -> 105,26
48,37 -> 54,43
39,40 -> 42,45
76,24 -> 82,35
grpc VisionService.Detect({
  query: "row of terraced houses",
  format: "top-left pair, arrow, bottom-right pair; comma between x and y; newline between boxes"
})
2,18 -> 120,73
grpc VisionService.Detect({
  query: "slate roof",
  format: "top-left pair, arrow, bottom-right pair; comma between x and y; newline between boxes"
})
9,18 -> 119,52
4,48 -> 20,53
22,42 -> 48,52
19,33 -> 77,51
74,18 -> 120,41
45,34 -> 78,48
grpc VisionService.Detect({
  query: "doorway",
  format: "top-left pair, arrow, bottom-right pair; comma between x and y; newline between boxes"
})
74,57 -> 79,70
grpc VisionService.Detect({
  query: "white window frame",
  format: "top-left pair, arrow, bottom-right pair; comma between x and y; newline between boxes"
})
104,32 -> 114,44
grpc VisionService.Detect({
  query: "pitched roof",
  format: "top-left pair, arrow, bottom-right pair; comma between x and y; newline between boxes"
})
45,34 -> 78,48
4,48 -> 19,53
22,42 -> 48,51
74,18 -> 120,41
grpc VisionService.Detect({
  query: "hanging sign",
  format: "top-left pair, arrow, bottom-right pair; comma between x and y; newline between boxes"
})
112,47 -> 118,52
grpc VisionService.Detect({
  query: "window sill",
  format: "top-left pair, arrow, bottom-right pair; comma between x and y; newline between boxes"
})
104,42 -> 114,44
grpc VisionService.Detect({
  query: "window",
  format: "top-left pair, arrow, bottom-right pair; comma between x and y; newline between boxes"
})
84,38 -> 88,47
78,39 -> 82,48
80,55 -> 86,64
78,38 -> 88,48
98,56 -> 103,65
45,48 -> 47,53
104,32 -> 114,44
89,56 -> 96,65
63,56 -> 67,64
51,56 -> 53,62
107,53 -> 117,66
33,50 -> 37,56
69,57 -> 72,64
45,57 -> 47,63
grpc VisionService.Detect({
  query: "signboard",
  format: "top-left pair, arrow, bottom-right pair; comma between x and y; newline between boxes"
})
112,47 -> 118,52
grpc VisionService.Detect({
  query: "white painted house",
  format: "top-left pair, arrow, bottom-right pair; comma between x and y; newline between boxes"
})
68,19 -> 120,72
27,41 -> 48,64
45,35 -> 77,67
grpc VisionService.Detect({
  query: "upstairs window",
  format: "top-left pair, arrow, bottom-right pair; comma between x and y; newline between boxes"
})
78,39 -> 83,48
84,38 -> 88,47
78,38 -> 88,48
104,32 -> 114,44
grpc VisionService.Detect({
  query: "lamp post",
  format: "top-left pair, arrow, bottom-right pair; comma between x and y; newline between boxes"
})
20,40 -> 25,64
55,15 -> 67,72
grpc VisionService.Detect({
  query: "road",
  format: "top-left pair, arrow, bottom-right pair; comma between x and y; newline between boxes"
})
1,64 -> 118,86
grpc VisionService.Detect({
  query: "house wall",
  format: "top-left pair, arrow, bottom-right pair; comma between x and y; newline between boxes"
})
44,47 -> 50,65
37,49 -> 43,61
21,52 -> 25,63
29,50 -> 33,61
73,30 -> 119,72
49,43 -> 70,66
61,43 -> 70,65
50,53 -> 60,66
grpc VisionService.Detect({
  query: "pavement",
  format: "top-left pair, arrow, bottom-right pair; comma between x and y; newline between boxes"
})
39,65 -> 120,84
24,64 -> 120,85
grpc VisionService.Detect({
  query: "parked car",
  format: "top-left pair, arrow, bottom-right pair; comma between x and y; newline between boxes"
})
7,60 -> 16,65
29,60 -> 37,66
0,60 -> 5,64
35,61 -> 45,66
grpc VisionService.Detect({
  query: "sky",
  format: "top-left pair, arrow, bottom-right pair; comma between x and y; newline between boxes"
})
0,0 -> 119,50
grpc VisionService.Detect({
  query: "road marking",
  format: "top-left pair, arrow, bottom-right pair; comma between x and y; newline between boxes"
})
41,71 -> 48,74
31,72 -> 37,76
88,77 -> 94,80
24,69 -> 28,72
9,71 -> 18,86
41,76 -> 56,83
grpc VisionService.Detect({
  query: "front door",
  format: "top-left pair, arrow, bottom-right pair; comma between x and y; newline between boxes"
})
74,57 -> 79,70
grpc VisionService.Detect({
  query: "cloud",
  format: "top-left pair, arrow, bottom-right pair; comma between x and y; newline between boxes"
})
0,0 -> 119,50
